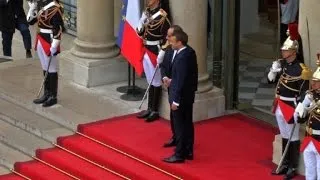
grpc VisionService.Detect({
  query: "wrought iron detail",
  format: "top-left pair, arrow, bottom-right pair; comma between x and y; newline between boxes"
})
60,0 -> 77,35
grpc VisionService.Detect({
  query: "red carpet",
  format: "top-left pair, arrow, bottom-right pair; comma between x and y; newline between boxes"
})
0,174 -> 24,180
0,113 -> 305,180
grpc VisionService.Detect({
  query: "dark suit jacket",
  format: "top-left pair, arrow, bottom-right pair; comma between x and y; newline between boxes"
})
14,0 -> 28,25
169,46 -> 198,105
160,48 -> 175,80
0,0 -> 17,32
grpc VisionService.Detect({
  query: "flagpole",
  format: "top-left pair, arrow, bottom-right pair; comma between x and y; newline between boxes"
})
116,62 -> 132,93
117,0 -> 145,101
120,65 -> 145,101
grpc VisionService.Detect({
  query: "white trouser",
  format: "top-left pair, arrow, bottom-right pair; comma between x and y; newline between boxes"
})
142,52 -> 161,87
303,141 -> 320,180
275,105 -> 300,141
37,40 -> 57,73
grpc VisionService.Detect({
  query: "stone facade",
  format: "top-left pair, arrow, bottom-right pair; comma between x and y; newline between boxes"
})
299,0 -> 320,70
59,0 -> 226,121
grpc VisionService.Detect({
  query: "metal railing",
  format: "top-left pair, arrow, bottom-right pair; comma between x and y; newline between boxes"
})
60,0 -> 77,36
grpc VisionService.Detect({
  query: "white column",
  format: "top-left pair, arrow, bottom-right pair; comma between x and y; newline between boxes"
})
60,0 -> 127,87
159,0 -> 225,121
299,0 -> 320,70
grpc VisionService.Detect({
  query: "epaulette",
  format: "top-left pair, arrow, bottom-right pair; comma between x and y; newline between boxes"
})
300,63 -> 313,80
161,40 -> 170,50
159,8 -> 167,17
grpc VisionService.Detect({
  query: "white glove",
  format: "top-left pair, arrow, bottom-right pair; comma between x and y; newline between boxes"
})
304,93 -> 313,107
295,93 -> 314,118
295,102 -> 308,118
50,39 -> 60,56
137,12 -> 147,32
272,60 -> 281,69
270,61 -> 282,73
27,2 -> 38,22
267,70 -> 277,82
140,12 -> 147,23
293,112 -> 299,124
157,49 -> 165,64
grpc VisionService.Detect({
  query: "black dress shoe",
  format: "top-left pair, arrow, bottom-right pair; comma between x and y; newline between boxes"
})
42,96 -> 57,107
137,110 -> 151,119
163,139 -> 176,147
271,165 -> 288,175
26,50 -> 32,58
145,111 -> 159,122
185,153 -> 193,160
33,93 -> 49,104
283,168 -> 296,180
163,155 -> 185,163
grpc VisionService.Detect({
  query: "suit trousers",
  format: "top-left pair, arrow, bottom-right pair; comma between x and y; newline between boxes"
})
172,101 -> 194,157
1,31 -> 13,56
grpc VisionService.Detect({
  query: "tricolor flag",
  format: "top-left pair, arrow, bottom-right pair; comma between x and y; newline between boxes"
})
117,0 -> 144,76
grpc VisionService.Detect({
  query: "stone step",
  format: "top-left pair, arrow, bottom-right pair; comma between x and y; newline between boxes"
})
0,60 -> 142,131
0,97 -> 73,143
0,141 -> 31,171
0,118 -> 52,157
0,165 -> 10,175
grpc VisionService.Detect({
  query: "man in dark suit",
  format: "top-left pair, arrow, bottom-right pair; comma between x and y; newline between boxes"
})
0,0 -> 16,57
163,30 -> 198,163
0,0 -> 32,58
159,25 -> 183,148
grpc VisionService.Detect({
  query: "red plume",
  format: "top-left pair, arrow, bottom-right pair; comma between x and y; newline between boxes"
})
288,23 -> 300,40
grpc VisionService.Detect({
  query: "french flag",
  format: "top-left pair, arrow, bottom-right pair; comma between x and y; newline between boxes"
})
117,0 -> 144,76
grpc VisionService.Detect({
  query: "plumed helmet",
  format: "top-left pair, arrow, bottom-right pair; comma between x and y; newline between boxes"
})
281,23 -> 299,51
313,53 -> 320,81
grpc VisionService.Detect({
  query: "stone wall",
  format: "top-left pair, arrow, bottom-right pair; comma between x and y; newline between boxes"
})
299,0 -> 320,69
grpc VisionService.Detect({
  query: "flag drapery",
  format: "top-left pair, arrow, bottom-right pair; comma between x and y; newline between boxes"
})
117,0 -> 144,76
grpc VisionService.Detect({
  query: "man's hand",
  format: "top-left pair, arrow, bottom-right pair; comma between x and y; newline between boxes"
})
171,103 -> 178,111
163,77 -> 171,88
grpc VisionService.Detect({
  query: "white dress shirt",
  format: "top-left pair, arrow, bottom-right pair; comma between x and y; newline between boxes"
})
171,46 -> 186,107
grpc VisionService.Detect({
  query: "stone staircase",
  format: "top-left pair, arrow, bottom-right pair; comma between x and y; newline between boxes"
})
0,96 -> 73,174
0,58 -> 146,175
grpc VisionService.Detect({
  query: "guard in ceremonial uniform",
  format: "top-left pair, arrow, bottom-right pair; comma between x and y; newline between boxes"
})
136,0 -> 171,122
26,0 -> 64,107
268,23 -> 311,179
295,55 -> 320,180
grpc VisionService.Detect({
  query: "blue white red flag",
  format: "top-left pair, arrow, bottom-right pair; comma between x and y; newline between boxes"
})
117,0 -> 144,76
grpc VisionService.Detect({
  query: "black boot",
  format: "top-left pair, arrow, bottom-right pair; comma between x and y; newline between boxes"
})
284,140 -> 300,180
26,50 -> 32,58
146,86 -> 161,122
137,85 -> 154,118
43,73 -> 58,107
272,138 -> 289,175
33,71 -> 49,104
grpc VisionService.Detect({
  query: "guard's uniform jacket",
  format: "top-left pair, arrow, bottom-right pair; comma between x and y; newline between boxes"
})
300,90 -> 320,152
271,59 -> 310,123
137,6 -> 170,66
29,1 -> 64,56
